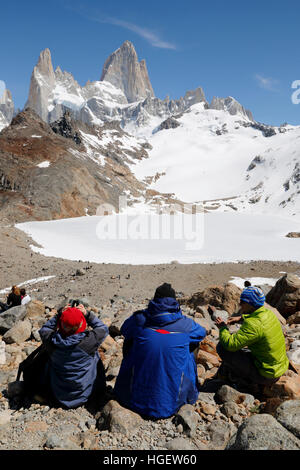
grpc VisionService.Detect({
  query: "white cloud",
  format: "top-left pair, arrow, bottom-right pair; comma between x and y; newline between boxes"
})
104,17 -> 177,50
255,74 -> 279,92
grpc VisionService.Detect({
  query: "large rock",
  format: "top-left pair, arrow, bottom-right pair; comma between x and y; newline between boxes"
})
275,399 -> 300,438
25,300 -> 45,319
187,284 -> 242,315
0,305 -> 27,334
263,371 -> 300,400
266,273 -> 300,318
216,385 -> 255,407
173,404 -> 199,437
165,437 -> 200,450
2,319 -> 32,344
97,400 -> 142,435
226,414 -> 300,450
207,420 -> 236,450
196,349 -> 221,369
287,311 -> 300,325
109,307 -> 133,337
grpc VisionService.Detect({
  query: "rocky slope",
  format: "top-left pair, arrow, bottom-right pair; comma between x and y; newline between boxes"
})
0,271 -> 300,450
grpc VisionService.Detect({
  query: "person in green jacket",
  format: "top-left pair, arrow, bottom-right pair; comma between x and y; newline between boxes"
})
215,286 -> 289,386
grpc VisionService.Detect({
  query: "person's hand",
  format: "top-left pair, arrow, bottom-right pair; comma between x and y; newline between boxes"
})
62,303 -> 71,312
215,317 -> 227,329
227,315 -> 242,324
77,304 -> 87,316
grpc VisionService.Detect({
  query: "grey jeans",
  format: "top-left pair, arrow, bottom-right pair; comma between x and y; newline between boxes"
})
216,343 -> 278,386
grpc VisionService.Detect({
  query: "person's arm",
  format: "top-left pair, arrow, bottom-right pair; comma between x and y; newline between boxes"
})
189,321 -> 207,344
78,312 -> 109,355
39,314 -> 60,343
219,318 -> 262,352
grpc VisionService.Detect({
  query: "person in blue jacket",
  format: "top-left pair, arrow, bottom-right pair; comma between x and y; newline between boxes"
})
114,283 -> 206,419
39,303 -> 108,409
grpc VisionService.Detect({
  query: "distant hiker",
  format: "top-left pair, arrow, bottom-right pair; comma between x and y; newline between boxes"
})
114,283 -> 207,418
20,288 -> 31,306
215,286 -> 289,388
0,285 -> 22,312
244,280 -> 251,287
38,303 -> 108,408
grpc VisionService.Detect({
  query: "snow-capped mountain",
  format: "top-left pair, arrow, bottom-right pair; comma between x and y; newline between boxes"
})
25,42 -> 251,131
130,103 -> 300,218
0,88 -> 14,131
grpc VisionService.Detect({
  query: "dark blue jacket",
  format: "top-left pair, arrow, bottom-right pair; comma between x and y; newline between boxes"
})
114,297 -> 206,418
39,312 -> 108,408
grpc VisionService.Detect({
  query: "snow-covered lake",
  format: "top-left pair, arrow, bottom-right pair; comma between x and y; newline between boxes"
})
16,212 -> 300,265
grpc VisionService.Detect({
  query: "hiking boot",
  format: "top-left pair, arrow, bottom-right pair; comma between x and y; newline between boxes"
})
33,394 -> 47,404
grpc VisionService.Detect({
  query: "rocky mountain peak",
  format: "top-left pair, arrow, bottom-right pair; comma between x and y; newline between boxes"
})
210,96 -> 253,121
100,40 -> 155,103
0,88 -> 14,131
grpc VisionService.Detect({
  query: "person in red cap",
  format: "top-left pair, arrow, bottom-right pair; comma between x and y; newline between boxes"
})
38,302 -> 108,408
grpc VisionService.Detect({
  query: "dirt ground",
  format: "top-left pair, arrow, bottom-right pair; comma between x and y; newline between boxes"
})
0,223 -> 299,308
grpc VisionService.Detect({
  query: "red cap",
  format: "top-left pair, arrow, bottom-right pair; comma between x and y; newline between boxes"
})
58,307 -> 86,336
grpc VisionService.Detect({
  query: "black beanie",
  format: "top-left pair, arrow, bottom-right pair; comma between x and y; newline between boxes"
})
154,283 -> 176,299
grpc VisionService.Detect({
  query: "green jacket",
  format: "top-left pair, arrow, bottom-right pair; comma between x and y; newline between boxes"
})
219,306 -> 289,378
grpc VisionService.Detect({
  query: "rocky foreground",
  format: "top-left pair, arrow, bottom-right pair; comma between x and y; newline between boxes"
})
0,272 -> 300,451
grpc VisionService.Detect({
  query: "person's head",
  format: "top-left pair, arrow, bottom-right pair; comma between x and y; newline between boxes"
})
240,286 -> 265,314
154,283 -> 176,300
244,281 -> 251,288
58,307 -> 86,337
12,286 -> 21,296
20,288 -> 26,297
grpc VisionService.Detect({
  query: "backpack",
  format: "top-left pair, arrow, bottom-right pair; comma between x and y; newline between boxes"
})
16,344 -> 50,397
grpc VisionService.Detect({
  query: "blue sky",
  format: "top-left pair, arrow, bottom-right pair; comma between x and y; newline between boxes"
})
1,0 -> 300,125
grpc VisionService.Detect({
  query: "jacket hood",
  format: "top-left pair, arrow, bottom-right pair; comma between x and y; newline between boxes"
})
144,297 -> 183,326
51,330 -> 86,348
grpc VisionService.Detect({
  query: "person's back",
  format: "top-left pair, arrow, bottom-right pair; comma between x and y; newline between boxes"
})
20,289 -> 31,306
7,286 -> 21,308
114,283 -> 206,418
39,305 -> 108,408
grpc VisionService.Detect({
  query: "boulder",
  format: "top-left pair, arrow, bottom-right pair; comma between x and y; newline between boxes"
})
165,437 -> 200,450
2,319 -> 32,344
226,414 -> 300,450
207,420 -> 236,450
275,399 -> 300,438
96,400 -> 142,435
196,350 -> 221,369
0,305 -> 27,334
173,404 -> 199,437
264,302 -> 286,325
216,385 -> 255,407
0,411 -> 12,427
25,300 -> 45,319
199,338 -> 219,357
287,349 -> 300,366
187,283 -> 242,315
263,371 -> 300,400
266,273 -> 300,318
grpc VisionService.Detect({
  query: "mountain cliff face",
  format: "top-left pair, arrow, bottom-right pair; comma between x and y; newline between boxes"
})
100,40 -> 155,102
0,88 -> 14,131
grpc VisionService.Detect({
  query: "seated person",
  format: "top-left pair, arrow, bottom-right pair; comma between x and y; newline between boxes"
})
114,283 -> 206,419
39,303 -> 108,408
216,286 -> 289,387
20,288 -> 31,306
0,285 -> 22,312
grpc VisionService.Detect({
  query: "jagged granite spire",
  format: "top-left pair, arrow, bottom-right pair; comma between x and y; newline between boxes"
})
25,48 -> 56,121
0,88 -> 15,131
100,40 -> 155,103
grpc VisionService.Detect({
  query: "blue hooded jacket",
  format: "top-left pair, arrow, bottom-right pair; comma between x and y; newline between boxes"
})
114,297 -> 206,418
39,312 -> 108,408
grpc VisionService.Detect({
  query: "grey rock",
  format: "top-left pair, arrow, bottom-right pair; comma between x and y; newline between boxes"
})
212,309 -> 229,323
97,400 -> 143,435
44,433 -> 80,450
216,385 -> 248,405
3,319 -> 32,344
210,96 -> 253,121
174,404 -> 199,437
275,399 -> 300,438
207,420 -> 236,450
0,305 -> 27,334
226,414 -> 300,450
197,392 -> 216,406
221,402 -> 241,418
165,437 -> 199,450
